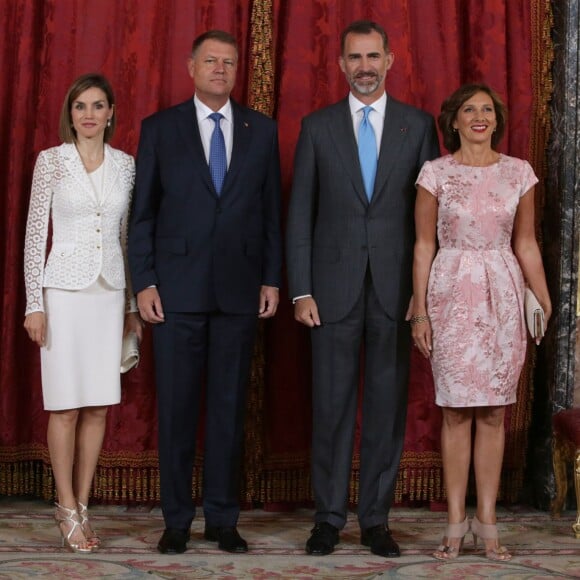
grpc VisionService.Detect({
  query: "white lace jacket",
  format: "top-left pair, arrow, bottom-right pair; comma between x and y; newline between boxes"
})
24,142 -> 137,315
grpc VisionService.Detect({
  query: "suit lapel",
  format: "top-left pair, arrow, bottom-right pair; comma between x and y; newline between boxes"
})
174,99 -> 216,194
221,101 -> 251,197
100,144 -> 121,205
329,99 -> 369,206
373,97 -> 408,199
61,143 -> 99,206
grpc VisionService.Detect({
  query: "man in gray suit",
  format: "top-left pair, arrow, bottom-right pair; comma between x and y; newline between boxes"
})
286,20 -> 439,557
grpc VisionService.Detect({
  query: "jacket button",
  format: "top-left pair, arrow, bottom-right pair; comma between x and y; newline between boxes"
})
96,245 -> 101,249
96,228 -> 101,233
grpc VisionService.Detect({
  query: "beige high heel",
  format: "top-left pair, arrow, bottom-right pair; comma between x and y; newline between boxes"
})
433,516 -> 469,560
77,501 -> 101,549
471,515 -> 512,561
54,503 -> 93,553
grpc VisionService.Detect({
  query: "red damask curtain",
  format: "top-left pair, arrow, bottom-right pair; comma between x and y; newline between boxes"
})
0,0 -> 551,505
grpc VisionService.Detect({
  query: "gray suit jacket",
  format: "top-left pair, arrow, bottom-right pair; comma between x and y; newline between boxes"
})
286,95 -> 440,323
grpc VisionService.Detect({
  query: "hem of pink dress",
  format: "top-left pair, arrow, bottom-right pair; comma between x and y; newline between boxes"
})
435,397 -> 517,408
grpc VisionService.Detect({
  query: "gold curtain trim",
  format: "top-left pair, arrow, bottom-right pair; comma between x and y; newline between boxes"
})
0,453 -> 526,505
529,0 -> 554,218
246,0 -> 274,116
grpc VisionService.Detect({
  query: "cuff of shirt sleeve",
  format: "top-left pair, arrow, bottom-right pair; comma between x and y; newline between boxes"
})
292,294 -> 312,304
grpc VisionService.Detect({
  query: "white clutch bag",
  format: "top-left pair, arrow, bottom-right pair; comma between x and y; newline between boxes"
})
524,288 -> 545,340
121,331 -> 140,373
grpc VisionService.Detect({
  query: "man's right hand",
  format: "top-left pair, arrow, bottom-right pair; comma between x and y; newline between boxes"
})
137,287 -> 165,324
294,296 -> 321,327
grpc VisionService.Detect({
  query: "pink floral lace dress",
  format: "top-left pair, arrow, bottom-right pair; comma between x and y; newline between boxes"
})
416,154 -> 538,407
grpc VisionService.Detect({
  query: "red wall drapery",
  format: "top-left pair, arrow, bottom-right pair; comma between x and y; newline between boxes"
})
0,0 -> 551,505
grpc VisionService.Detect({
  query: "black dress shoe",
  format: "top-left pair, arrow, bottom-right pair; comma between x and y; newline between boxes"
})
361,525 -> 400,557
157,528 -> 190,554
204,526 -> 248,553
305,522 -> 339,555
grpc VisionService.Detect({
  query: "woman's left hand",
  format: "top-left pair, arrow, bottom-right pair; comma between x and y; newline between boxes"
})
124,312 -> 144,341
411,315 -> 432,359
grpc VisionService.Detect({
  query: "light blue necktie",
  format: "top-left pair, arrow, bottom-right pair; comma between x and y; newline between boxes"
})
358,106 -> 377,201
208,112 -> 227,194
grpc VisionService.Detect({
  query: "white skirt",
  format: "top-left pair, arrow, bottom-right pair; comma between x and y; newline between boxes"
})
41,277 -> 124,411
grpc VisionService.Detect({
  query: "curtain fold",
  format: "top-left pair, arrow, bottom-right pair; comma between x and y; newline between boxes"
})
0,0 -> 552,506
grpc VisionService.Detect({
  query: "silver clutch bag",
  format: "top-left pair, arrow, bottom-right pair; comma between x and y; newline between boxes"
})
121,331 -> 140,373
524,288 -> 545,340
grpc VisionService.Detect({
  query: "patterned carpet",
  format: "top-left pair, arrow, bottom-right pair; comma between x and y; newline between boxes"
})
0,498 -> 579,578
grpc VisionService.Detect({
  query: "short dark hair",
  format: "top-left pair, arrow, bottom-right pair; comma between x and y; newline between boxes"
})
438,83 -> 507,152
191,30 -> 238,56
340,20 -> 389,55
59,73 -> 116,143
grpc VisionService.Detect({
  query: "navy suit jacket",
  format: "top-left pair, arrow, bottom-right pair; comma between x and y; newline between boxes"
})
129,98 -> 282,314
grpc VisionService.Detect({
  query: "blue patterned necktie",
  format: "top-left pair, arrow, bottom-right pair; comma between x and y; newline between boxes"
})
208,112 -> 226,194
358,106 -> 377,201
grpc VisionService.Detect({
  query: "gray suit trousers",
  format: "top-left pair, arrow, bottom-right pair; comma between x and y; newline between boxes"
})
310,269 -> 411,530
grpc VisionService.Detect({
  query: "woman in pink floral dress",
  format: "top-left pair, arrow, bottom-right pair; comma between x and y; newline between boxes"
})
411,84 -> 551,561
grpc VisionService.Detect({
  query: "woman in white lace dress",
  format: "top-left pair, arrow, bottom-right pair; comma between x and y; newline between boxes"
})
23,73 -> 142,552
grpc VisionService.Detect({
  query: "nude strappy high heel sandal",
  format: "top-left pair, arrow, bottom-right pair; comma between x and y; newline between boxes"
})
471,515 -> 512,561
54,502 -> 93,553
77,501 -> 101,549
433,516 -> 469,560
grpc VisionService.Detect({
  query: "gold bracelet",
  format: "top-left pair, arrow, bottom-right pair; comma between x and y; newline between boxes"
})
410,314 -> 430,325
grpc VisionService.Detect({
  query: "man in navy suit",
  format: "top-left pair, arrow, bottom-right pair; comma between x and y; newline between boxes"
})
128,30 -> 282,555
286,20 -> 439,558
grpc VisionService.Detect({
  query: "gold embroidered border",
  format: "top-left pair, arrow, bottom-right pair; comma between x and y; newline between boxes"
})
246,0 -> 274,116
0,448 -> 527,505
529,0 -> 554,221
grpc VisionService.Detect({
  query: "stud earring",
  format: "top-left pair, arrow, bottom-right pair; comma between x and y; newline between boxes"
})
107,119 -> 111,127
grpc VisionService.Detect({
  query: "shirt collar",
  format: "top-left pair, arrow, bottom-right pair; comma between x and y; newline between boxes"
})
348,91 -> 387,117
194,95 -> 233,123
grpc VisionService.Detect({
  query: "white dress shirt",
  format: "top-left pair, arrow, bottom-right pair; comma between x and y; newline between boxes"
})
194,94 -> 234,168
348,91 -> 387,150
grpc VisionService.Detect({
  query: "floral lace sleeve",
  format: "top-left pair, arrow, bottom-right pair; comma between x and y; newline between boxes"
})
24,150 -> 54,315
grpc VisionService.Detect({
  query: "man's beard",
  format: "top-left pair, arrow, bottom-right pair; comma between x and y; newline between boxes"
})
350,72 -> 383,95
